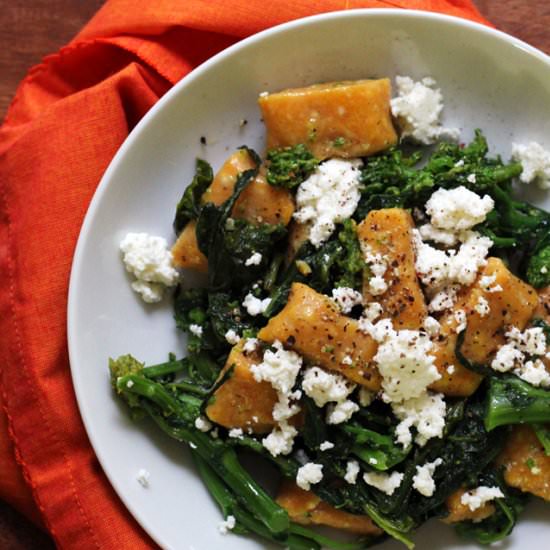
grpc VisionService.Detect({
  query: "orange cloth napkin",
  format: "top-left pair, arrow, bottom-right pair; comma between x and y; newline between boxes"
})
0,0 -> 489,547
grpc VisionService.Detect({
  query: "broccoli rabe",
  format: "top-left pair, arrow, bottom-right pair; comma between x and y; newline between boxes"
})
173,158 -> 213,233
526,241 -> 550,287
266,144 -> 319,189
485,375 -> 550,431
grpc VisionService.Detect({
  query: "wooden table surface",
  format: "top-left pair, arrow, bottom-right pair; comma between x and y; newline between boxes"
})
0,1 -> 549,548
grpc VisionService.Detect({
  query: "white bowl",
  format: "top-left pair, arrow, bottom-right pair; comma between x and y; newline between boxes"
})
68,9 -> 550,550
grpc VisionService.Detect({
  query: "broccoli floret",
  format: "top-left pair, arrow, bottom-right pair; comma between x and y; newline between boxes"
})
109,354 -> 145,407
266,144 -> 318,189
526,244 -> 550,287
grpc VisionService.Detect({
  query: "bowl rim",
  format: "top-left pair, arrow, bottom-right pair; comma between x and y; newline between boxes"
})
67,8 -> 550,548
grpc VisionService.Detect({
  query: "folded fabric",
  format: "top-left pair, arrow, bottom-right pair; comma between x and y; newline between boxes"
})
0,0 -> 489,547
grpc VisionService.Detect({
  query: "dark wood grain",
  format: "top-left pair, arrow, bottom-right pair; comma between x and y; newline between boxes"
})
0,1 -> 548,548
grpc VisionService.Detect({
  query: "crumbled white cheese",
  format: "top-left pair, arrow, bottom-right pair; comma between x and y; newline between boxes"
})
242,293 -> 271,316
490,327 -> 550,387
228,428 -> 244,439
517,359 -> 550,388
490,344 -> 523,372
474,296 -> 490,317
460,486 -> 504,511
479,274 -> 503,294
412,229 -> 452,290
359,318 -> 395,343
331,287 -> 363,313
326,399 -> 359,425
512,141 -> 550,189
254,342 -> 303,457
218,515 -> 236,534
344,460 -> 360,484
467,173 -> 477,184
363,302 -> 383,322
414,229 -> 492,294
342,355 -> 353,366
244,252 -> 263,266
120,232 -> 179,303
390,76 -> 459,145
262,422 -> 298,457
136,468 -> 150,488
425,187 -> 494,232
296,463 -> 324,491
363,471 -> 404,496
506,326 -> 547,356
447,365 -> 456,375
302,367 -> 355,407
129,280 -> 165,303
419,223 -> 458,247
423,316 -> 441,337
251,341 -> 302,394
447,231 -> 493,286
242,338 -> 259,353
373,327 -> 440,402
272,391 -> 302,423
428,285 -> 459,312
320,440 -> 335,451
454,309 -> 467,333
413,458 -> 443,497
189,323 -> 203,337
358,387 -> 376,407
393,392 -> 447,447
126,379 -> 134,389
362,245 -> 388,296
294,159 -> 362,247
194,416 -> 213,432
224,329 -> 241,345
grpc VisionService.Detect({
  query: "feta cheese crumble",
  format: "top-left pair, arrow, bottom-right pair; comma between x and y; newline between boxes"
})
393,392 -> 447,448
251,341 -> 302,394
244,252 -> 263,266
413,458 -> 443,497
423,316 -> 441,337
460,486 -> 504,511
363,471 -> 404,496
490,326 -> 550,387
242,338 -> 259,353
390,76 -> 459,145
293,159 -> 362,247
419,223 -> 458,247
218,515 -> 236,534
474,296 -> 490,317
189,323 -> 203,337
326,399 -> 359,425
242,293 -> 271,316
228,428 -> 244,439
120,232 -> 179,303
362,245 -> 388,296
296,463 -> 324,491
331,287 -> 363,313
253,342 -> 303,457
363,302 -> 383,322
345,460 -> 360,484
302,367 -> 356,407
425,186 -> 494,232
358,387 -> 376,407
512,141 -> 550,189
319,440 -> 335,451
194,416 -> 213,432
136,468 -> 150,488
224,329 -> 241,345
373,326 -> 440,402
